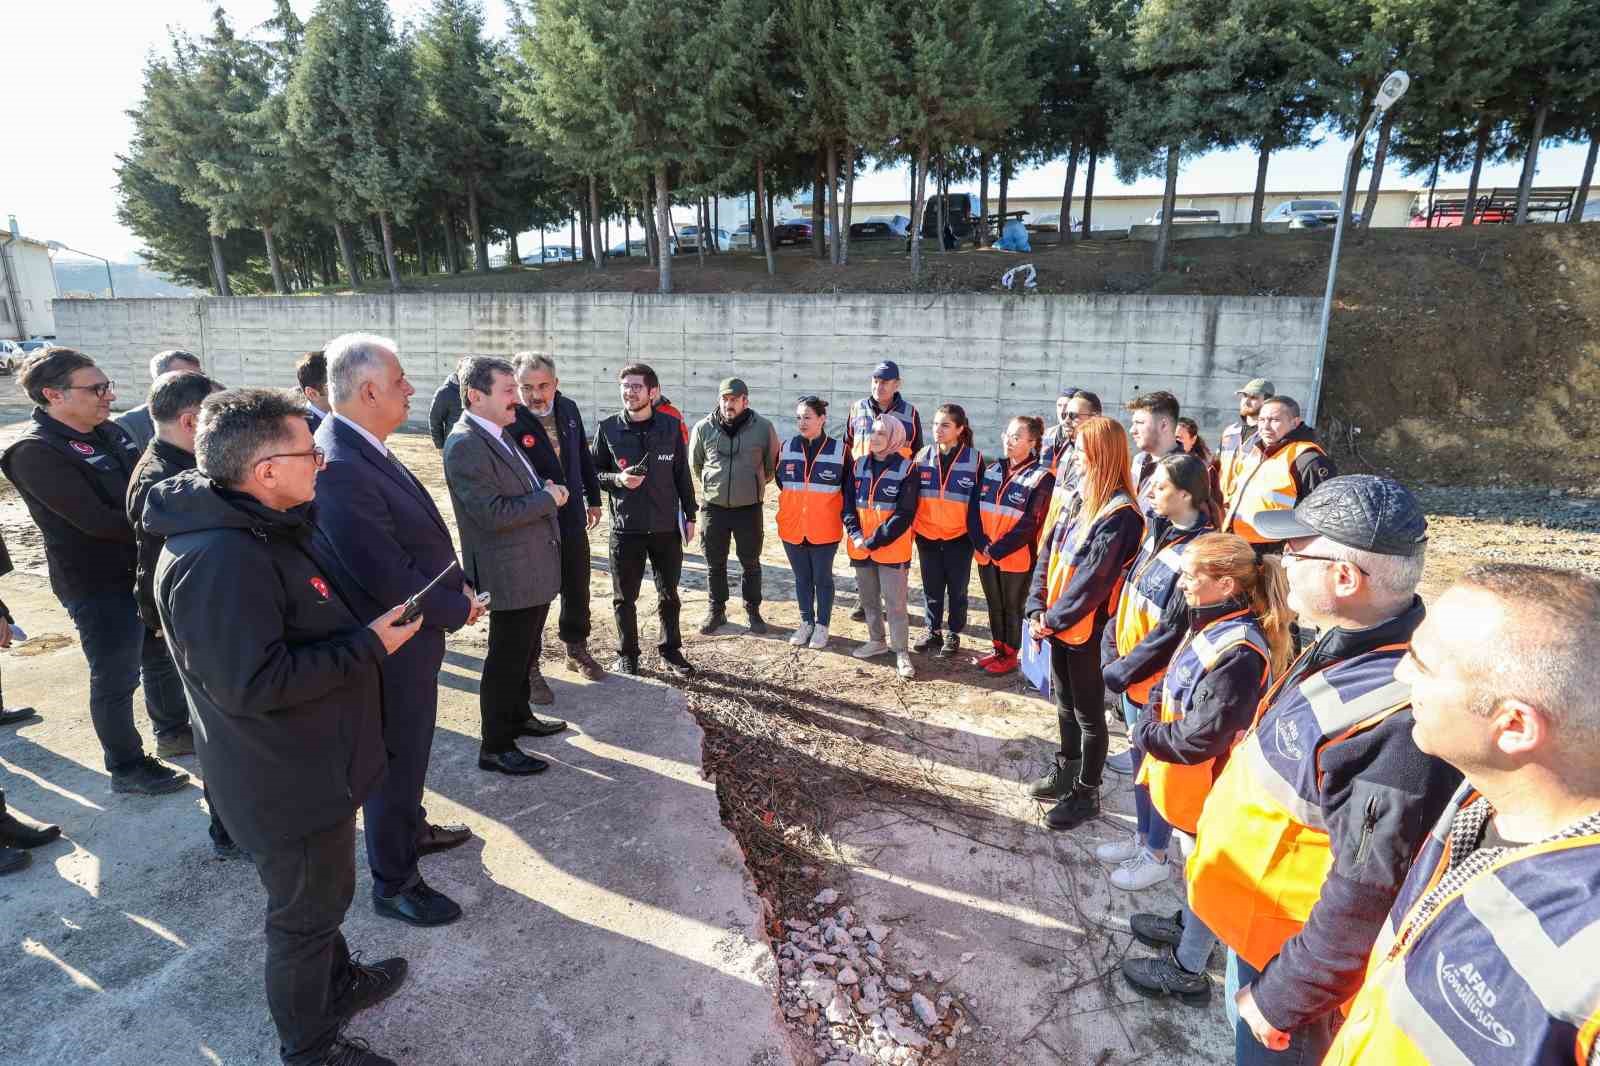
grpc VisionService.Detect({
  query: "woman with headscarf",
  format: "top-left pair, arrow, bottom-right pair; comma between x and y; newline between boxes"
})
842,415 -> 921,679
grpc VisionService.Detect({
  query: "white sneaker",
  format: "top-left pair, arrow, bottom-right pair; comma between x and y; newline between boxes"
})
1110,849 -> 1170,891
789,623 -> 815,646
808,625 -> 830,649
1095,833 -> 1141,865
895,652 -> 915,679
852,640 -> 890,660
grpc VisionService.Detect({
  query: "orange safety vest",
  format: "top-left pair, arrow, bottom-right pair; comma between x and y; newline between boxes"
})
1223,438 -> 1326,545
848,396 -> 918,462
1187,641 -> 1411,970
1110,518 -> 1210,704
912,444 -> 981,541
1324,784 -> 1600,1066
845,454 -> 915,565
1135,609 -> 1268,833
977,456 -> 1052,573
1217,422 -> 1252,504
1037,493 -> 1142,646
775,434 -> 846,546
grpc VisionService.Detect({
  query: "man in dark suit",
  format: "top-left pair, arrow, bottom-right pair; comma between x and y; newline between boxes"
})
295,350 -> 329,431
443,357 -> 568,777
509,352 -> 605,690
313,333 -> 485,929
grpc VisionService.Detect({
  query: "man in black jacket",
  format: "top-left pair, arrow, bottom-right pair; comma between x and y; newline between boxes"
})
428,370 -> 462,449
592,363 -> 697,677
150,389 -> 421,1066
511,352 -> 605,687
0,348 -> 190,794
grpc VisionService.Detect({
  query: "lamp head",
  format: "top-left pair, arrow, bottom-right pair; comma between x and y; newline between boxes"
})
1375,71 -> 1410,112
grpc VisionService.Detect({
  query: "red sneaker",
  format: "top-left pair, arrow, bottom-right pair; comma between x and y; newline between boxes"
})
984,649 -> 1019,675
975,643 -> 1003,668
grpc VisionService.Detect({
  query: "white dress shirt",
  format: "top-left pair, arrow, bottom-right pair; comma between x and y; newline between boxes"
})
466,411 -> 541,488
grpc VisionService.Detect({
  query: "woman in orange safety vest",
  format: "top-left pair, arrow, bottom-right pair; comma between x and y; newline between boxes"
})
842,415 -> 921,680
1022,416 -> 1144,832
775,395 -> 847,650
911,404 -> 983,660
1117,532 -> 1293,1004
972,415 -> 1055,676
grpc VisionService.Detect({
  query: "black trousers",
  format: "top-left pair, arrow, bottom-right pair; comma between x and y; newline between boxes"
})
254,814 -> 357,1066
556,527 -> 592,645
481,604 -> 549,754
1050,636 -> 1110,788
363,629 -> 444,898
915,535 -> 973,634
609,531 -> 684,657
978,562 -> 1030,649
702,503 -> 764,609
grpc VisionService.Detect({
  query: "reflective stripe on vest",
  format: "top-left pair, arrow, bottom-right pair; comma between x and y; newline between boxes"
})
1218,423 -> 1250,504
1037,468 -> 1080,550
977,456 -> 1049,572
848,396 -> 918,462
913,444 -> 981,541
1325,787 -> 1600,1066
1224,438 -> 1325,544
1137,611 -> 1268,833
1111,521 -> 1208,704
776,435 -> 846,545
1039,493 -> 1141,646
1187,642 -> 1412,970
846,455 -> 915,564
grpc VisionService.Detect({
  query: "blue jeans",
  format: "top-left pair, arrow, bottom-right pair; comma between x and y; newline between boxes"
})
784,540 -> 839,626
1226,950 -> 1340,1065
1175,895 -> 1219,974
64,588 -> 191,773
1122,695 -> 1173,853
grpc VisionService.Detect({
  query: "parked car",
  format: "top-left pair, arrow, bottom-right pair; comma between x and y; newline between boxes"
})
1582,200 -> 1600,223
1138,208 -> 1222,227
730,222 -> 754,249
522,246 -> 576,264
624,235 -> 680,256
1406,200 -> 1508,228
771,219 -> 814,246
848,214 -> 910,241
0,340 -> 23,370
1025,212 -> 1081,234
677,225 -> 732,253
17,339 -> 50,354
919,192 -> 983,243
1265,199 -> 1361,229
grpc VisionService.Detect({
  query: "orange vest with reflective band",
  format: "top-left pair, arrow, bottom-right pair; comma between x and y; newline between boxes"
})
1039,493 -> 1142,646
1037,468 -> 1079,552
848,396 -> 917,462
1111,519 -> 1209,704
913,444 -> 981,541
1187,642 -> 1411,970
1136,610 -> 1268,833
1324,784 -> 1600,1066
845,455 -> 915,565
775,435 -> 846,545
977,456 -> 1051,573
1217,422 -> 1252,504
1224,438 -> 1325,544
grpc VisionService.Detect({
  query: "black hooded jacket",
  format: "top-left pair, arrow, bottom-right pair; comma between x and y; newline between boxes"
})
147,470 -> 389,855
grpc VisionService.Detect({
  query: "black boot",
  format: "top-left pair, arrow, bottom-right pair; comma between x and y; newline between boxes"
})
1045,781 -> 1099,830
0,811 -> 61,848
1122,949 -> 1211,1004
912,630 -> 943,653
1028,754 -> 1080,800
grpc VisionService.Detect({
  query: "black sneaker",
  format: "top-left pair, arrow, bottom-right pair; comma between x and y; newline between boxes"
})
1122,950 -> 1211,1005
939,633 -> 961,659
0,707 -> 40,729
698,609 -> 727,635
745,606 -> 769,634
212,838 -> 247,861
111,756 -> 190,795
156,726 -> 195,759
0,812 -> 61,849
1130,910 -> 1185,949
912,630 -> 943,653
1044,783 -> 1099,831
0,846 -> 29,875
849,605 -> 867,622
660,648 -> 696,677
333,953 -> 409,1020
613,655 -> 640,677
322,1035 -> 397,1066
1028,754 -> 1080,801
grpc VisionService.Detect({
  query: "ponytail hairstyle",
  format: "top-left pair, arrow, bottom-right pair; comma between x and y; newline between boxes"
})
1185,533 -> 1294,677
1011,414 -> 1045,457
937,403 -> 974,449
1158,452 -> 1220,530
1176,416 -> 1213,463
797,394 -> 829,419
1074,416 -> 1136,530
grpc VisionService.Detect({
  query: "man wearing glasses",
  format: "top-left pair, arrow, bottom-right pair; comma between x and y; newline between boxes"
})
0,348 -> 190,795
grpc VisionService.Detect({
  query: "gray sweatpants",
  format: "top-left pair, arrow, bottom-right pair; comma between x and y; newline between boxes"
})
855,562 -> 909,652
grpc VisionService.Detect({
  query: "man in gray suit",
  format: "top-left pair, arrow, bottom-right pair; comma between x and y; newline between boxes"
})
442,356 -> 568,777
116,350 -> 202,451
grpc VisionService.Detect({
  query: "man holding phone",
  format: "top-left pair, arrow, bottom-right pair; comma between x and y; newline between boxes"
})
443,357 -> 569,777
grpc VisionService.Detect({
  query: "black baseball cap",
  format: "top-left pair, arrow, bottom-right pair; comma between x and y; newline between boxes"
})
1253,475 -> 1428,556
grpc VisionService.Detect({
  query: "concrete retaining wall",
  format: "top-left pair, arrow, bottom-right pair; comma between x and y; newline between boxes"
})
51,292 -> 1325,444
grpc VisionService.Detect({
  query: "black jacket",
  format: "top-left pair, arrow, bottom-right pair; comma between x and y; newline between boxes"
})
842,453 -> 921,559
429,375 -> 462,450
126,438 -> 196,632
0,409 -> 142,604
1129,599 -> 1267,765
510,392 -> 602,537
1100,512 -> 1213,693
592,409 -> 696,535
1248,597 -> 1463,1031
148,470 -> 389,856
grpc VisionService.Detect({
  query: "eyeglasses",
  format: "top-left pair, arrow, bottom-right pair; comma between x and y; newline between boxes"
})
1281,549 -> 1368,575
259,446 -> 326,470
1063,412 -> 1087,422
60,381 -> 115,398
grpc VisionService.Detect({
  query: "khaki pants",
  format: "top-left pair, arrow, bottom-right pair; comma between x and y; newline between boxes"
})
855,562 -> 909,652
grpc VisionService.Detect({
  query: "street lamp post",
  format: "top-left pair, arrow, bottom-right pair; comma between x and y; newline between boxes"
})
1309,70 -> 1409,425
45,241 -> 116,299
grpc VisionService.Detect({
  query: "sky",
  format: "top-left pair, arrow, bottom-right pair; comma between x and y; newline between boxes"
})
5,1 -> 1593,263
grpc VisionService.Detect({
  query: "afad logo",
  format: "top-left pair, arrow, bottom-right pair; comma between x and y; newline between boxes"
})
957,476 -> 976,490
816,467 -> 839,482
1436,954 -> 1516,1049
1274,715 -> 1306,761
308,576 -> 330,600
69,440 -> 96,456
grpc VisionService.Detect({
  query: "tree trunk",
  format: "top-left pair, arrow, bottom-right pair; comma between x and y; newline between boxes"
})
540,229 -> 546,265
1514,85 -> 1552,225
1425,143 -> 1442,227
623,209 -> 632,256
1250,143 -> 1271,233
997,151 -> 1009,239
414,222 -> 428,274
642,180 -> 656,265
841,144 -> 856,265
441,210 -> 459,273
589,175 -> 604,271
507,231 -> 520,265
1572,127 -> 1599,223
210,232 -> 232,296
978,152 -> 990,248
1341,105 -> 1369,230
1153,143 -> 1180,273
1082,147 -> 1098,236
812,148 -> 827,259
262,224 -> 287,294
377,210 -> 401,292
908,154 -> 918,234
825,142 -> 842,264
910,141 -> 930,280
936,162 -> 949,258
1359,109 -> 1395,230
467,173 -> 488,272
333,219 -> 362,287
578,197 -> 594,263
655,165 -> 673,294
1059,139 -> 1080,244
712,195 -> 719,252
756,158 -> 776,276
570,208 -> 577,259
1464,121 -> 1490,225
695,195 -> 706,269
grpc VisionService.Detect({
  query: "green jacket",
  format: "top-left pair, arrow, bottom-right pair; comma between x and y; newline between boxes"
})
690,409 -> 780,509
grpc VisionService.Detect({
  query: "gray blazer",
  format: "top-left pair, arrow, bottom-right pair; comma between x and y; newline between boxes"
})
442,413 -> 562,612
115,406 -> 156,452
